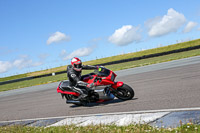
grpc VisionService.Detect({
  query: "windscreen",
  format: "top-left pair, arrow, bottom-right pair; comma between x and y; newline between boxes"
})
95,67 -> 110,77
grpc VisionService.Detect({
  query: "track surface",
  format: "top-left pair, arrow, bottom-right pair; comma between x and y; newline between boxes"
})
0,56 -> 200,121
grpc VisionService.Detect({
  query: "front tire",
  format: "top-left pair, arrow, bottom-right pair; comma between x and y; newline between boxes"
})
114,84 -> 134,100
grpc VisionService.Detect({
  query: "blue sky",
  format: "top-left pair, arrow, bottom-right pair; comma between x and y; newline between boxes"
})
0,0 -> 200,77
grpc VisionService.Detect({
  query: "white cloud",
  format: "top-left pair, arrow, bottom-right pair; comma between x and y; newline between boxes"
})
198,27 -> 200,31
13,55 -> 43,69
0,55 -> 45,74
148,8 -> 186,37
13,56 -> 33,69
145,16 -> 162,30
0,61 -> 13,73
47,31 -> 70,45
63,46 -> 95,60
108,25 -> 142,46
183,21 -> 198,33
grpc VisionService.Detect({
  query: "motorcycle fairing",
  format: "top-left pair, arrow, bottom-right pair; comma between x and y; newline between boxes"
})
84,71 -> 116,86
57,81 -> 80,96
111,81 -> 124,89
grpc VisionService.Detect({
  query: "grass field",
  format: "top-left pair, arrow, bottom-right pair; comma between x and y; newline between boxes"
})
1,38 -> 200,82
85,38 -> 200,65
0,123 -> 199,133
0,39 -> 200,92
0,48 -> 200,92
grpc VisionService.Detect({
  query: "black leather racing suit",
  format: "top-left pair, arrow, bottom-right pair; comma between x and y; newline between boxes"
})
67,65 -> 97,96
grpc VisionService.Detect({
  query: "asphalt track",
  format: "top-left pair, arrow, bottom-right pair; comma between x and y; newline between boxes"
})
0,56 -> 200,121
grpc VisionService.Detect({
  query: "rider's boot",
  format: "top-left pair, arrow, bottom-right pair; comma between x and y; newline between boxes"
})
73,87 -> 88,100
77,93 -> 88,100
77,86 -> 94,100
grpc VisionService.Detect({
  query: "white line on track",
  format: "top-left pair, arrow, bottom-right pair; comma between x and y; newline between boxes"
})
1,107 -> 200,123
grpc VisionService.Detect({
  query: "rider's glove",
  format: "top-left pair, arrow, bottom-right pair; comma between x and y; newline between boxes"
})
96,65 -> 104,69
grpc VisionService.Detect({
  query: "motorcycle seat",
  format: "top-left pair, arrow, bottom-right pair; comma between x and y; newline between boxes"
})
60,80 -> 73,91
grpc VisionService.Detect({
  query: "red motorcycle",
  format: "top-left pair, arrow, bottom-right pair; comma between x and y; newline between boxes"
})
57,67 -> 134,106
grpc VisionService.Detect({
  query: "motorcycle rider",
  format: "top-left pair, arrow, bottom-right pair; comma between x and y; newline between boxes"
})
67,57 -> 98,100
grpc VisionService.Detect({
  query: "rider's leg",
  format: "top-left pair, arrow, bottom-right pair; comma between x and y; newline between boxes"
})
80,73 -> 95,81
72,86 -> 88,99
80,74 -> 90,81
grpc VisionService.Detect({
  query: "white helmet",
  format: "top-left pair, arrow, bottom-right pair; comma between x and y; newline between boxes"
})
71,57 -> 82,71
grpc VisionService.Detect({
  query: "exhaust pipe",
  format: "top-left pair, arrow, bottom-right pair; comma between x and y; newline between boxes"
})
66,100 -> 82,104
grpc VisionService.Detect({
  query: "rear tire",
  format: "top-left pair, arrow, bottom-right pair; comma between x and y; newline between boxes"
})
114,84 -> 134,100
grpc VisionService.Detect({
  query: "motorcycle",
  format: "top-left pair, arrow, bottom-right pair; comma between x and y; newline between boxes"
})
57,67 -> 135,106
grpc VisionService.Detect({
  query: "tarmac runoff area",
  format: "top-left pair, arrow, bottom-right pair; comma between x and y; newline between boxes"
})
0,107 -> 200,128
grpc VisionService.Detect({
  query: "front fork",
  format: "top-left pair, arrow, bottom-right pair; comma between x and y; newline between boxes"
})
109,81 -> 124,96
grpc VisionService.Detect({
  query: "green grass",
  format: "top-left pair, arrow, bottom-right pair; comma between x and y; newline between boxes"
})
0,123 -> 199,133
106,48 -> 200,71
0,73 -> 67,91
1,48 -> 200,92
1,39 -> 200,82
0,73 -> 28,82
0,70 -> 92,91
85,38 -> 200,65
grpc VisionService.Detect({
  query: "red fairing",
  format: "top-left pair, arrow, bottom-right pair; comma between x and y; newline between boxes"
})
111,81 -> 124,89
84,71 -> 116,86
57,84 -> 80,97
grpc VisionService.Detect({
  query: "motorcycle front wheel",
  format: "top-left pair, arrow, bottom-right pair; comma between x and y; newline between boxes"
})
114,84 -> 134,100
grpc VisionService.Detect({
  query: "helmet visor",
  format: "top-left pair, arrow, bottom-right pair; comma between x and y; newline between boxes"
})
74,63 -> 82,69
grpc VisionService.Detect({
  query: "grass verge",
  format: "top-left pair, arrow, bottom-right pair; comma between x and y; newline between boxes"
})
1,39 -> 200,81
84,38 -> 200,65
0,124 -> 199,133
0,48 -> 200,92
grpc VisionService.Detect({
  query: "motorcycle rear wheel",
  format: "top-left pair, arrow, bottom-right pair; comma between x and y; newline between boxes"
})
114,84 -> 134,100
